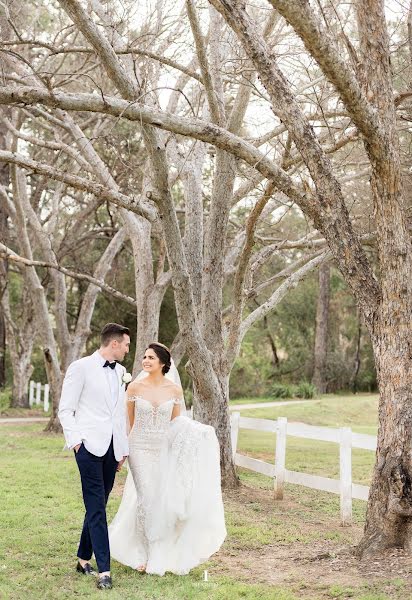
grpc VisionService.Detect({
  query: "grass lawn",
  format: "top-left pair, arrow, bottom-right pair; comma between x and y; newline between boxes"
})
1,394 -> 412,600
0,423 -> 291,600
237,394 -> 378,486
240,394 -> 379,433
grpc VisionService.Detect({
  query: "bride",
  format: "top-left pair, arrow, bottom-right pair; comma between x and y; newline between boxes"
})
108,342 -> 226,575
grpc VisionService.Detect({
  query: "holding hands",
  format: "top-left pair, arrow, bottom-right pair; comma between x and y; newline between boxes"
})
117,456 -> 127,471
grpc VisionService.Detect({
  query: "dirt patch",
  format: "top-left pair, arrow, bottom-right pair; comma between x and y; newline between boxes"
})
217,538 -> 411,582
213,484 -> 412,598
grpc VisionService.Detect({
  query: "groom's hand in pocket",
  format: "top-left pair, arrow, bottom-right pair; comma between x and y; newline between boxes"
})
73,443 -> 82,453
117,456 -> 127,471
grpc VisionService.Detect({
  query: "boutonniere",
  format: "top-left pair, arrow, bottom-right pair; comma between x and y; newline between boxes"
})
122,372 -> 132,386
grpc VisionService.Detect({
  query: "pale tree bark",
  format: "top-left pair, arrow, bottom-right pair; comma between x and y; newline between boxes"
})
145,127 -> 238,487
208,0 -> 380,328
7,128 -> 130,428
2,3 -> 168,382
0,242 -> 136,307
210,0 -> 412,555
0,87 -> 340,209
1,283 -> 35,408
1,94 -> 134,425
132,214 -> 171,369
0,29 -> 168,389
3,0 -> 396,497
0,148 -> 156,221
0,127 -> 7,389
194,7 -> 260,453
312,263 -> 331,394
54,111 -> 168,374
10,163 -> 62,425
57,0 -> 239,485
62,1 -> 171,375
0,7 -> 12,390
225,182 -> 276,368
170,138 -> 206,313
67,227 -> 128,363
408,0 -> 412,68
353,0 -> 412,557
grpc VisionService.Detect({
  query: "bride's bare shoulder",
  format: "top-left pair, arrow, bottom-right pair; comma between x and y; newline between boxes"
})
166,382 -> 183,398
127,380 -> 146,396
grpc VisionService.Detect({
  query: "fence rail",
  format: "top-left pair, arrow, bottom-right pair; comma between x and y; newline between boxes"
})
230,412 -> 375,525
28,381 -> 50,412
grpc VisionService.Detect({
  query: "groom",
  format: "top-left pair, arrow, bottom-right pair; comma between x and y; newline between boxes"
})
58,323 -> 130,590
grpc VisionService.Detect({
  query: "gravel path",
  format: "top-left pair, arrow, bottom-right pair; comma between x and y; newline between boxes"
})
0,417 -> 49,424
229,399 -> 314,410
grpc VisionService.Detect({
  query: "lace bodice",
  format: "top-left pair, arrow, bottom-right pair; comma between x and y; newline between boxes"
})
129,396 -> 181,438
109,397 -> 226,576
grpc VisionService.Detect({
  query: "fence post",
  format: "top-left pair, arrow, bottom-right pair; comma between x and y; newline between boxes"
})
340,426 -> 352,526
274,417 -> 287,500
36,382 -> 42,405
231,411 -> 240,459
29,381 -> 35,407
43,384 -> 50,412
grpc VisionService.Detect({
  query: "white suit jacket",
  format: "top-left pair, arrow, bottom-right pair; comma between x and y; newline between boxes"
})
58,350 -> 129,461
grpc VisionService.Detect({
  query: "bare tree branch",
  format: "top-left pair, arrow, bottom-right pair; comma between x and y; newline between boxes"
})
0,242 -> 137,306
239,251 -> 330,341
0,149 -> 157,221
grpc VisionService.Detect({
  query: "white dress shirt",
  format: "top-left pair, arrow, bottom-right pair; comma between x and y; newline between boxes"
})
97,351 -> 118,409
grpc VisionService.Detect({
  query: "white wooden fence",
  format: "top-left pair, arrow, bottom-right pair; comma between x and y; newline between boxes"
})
230,412 -> 377,525
28,381 -> 50,412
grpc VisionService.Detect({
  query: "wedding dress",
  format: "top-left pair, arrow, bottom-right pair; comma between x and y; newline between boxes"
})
108,390 -> 226,575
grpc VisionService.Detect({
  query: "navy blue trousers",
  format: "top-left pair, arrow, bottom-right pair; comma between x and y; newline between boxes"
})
75,438 -> 118,573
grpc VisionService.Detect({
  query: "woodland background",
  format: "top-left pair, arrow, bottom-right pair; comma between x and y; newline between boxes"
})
2,0 -> 412,562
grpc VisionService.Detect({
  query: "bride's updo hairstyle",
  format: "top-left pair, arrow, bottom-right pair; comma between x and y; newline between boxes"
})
147,343 -> 171,375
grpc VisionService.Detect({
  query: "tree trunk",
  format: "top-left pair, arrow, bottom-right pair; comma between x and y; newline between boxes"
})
355,0 -> 412,556
10,164 -> 63,432
1,279 -> 35,408
11,358 -> 33,408
263,315 -> 279,368
312,263 -> 330,393
135,292 -> 163,370
0,0 -> 12,390
131,216 -> 160,372
0,206 -> 6,389
43,347 -> 63,432
0,128 -> 8,389
191,369 -> 238,488
357,324 -> 412,556
349,313 -> 362,393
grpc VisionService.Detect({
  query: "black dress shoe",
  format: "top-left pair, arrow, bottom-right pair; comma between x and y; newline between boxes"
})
97,575 -> 113,589
76,561 -> 96,575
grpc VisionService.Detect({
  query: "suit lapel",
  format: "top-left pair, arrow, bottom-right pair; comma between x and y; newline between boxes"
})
93,351 -> 112,412
114,363 -> 124,411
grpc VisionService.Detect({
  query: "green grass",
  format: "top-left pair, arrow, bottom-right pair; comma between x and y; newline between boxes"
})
0,423 -> 298,600
0,394 -> 407,600
237,394 -> 378,486
241,393 -> 378,433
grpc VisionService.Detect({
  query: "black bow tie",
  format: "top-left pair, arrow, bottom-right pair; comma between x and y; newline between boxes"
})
103,360 -> 117,370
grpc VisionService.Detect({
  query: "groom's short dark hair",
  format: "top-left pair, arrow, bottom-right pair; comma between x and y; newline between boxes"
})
101,323 -> 130,346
